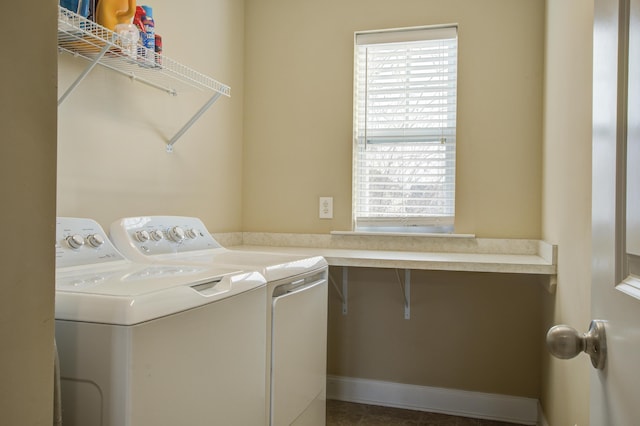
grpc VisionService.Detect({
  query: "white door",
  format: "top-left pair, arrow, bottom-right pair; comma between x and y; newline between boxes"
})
591,0 -> 640,423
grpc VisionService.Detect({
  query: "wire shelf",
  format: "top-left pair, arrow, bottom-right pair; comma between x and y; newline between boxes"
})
58,6 -> 231,97
57,6 -> 231,151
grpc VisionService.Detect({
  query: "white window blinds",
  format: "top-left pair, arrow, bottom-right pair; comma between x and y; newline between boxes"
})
353,26 -> 458,232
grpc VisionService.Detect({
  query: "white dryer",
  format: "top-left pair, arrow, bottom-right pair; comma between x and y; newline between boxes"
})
110,216 -> 329,426
55,217 -> 267,426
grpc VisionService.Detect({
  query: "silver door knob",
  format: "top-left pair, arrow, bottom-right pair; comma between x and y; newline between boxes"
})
546,320 -> 607,370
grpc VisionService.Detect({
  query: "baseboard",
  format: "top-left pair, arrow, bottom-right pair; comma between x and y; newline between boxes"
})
326,375 -> 538,425
537,402 -> 549,426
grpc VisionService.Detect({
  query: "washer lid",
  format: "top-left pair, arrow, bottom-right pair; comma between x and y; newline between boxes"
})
161,250 -> 328,282
55,264 -> 266,325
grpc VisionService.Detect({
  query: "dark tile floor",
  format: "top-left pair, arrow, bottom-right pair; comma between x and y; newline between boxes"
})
326,399 -> 522,426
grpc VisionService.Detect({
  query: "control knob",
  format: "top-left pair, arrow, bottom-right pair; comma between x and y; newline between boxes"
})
185,228 -> 199,239
66,234 -> 85,250
86,234 -> 104,248
135,230 -> 150,243
167,226 -> 185,243
149,229 -> 164,242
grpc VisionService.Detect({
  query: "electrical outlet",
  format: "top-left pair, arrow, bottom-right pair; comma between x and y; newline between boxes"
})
319,197 -> 333,219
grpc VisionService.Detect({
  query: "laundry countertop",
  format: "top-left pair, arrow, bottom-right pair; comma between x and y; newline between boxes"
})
219,232 -> 557,284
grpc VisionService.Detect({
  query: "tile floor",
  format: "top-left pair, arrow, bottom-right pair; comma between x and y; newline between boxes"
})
326,400 -> 522,426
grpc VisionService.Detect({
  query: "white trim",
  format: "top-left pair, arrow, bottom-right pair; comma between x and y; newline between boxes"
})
537,401 -> 550,426
330,230 -> 475,238
327,375 -> 538,425
616,275 -> 640,301
356,25 -> 458,45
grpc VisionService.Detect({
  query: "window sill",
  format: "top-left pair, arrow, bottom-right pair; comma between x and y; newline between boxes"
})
330,230 -> 475,239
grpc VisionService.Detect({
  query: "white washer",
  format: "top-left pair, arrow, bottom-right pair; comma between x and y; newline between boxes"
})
110,216 -> 329,426
55,217 -> 267,426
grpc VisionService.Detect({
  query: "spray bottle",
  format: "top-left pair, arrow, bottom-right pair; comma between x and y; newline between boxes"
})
133,6 -> 147,61
141,5 -> 155,62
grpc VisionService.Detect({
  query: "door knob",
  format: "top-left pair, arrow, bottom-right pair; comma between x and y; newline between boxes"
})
546,320 -> 607,370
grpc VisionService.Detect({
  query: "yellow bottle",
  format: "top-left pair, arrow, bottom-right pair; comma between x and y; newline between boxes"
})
95,0 -> 137,31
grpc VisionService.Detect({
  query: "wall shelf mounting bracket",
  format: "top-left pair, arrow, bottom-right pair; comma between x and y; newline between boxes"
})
395,269 -> 411,319
58,41 -> 111,106
166,92 -> 223,152
329,267 -> 349,315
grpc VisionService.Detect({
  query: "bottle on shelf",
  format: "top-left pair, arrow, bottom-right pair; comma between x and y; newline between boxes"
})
155,34 -> 163,66
60,0 -> 90,17
141,5 -> 155,63
133,6 -> 148,61
114,23 -> 139,58
95,0 -> 136,31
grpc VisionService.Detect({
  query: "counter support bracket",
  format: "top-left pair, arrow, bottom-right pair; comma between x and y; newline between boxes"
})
396,269 -> 411,320
331,267 -> 408,318
329,267 -> 348,315
341,267 -> 348,315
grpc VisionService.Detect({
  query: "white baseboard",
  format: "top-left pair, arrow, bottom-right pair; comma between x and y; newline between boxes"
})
327,375 -> 539,425
537,402 -> 549,426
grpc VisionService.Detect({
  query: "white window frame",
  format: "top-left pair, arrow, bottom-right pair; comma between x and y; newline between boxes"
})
352,25 -> 458,233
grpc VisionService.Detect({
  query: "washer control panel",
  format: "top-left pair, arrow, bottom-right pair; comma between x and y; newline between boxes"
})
56,217 -> 126,269
110,216 -> 223,259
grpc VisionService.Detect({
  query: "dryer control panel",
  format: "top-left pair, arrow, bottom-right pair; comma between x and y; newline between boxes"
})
110,216 -> 223,260
56,217 -> 127,269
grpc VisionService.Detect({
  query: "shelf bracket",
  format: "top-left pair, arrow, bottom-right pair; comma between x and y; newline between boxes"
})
342,267 -> 348,315
395,269 -> 411,320
540,274 -> 558,294
329,267 -> 348,315
328,273 -> 343,301
166,92 -> 223,152
58,41 -> 112,106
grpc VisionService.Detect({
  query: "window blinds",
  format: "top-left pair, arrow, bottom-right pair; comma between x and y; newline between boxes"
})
353,26 -> 458,231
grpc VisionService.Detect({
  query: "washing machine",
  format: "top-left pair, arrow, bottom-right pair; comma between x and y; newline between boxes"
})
109,216 -> 329,426
55,217 -> 267,426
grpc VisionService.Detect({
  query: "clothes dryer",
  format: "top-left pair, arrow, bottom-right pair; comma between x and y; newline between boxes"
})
55,217 -> 267,426
110,216 -> 328,426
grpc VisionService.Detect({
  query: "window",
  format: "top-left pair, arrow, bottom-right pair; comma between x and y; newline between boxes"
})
353,26 -> 458,233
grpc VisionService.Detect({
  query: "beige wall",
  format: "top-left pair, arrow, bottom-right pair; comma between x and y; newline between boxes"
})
51,0 -> 595,421
57,0 -> 245,232
243,0 -> 544,238
328,269 -> 543,397
244,0 -> 547,403
0,1 -> 58,424
541,1 -> 593,425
